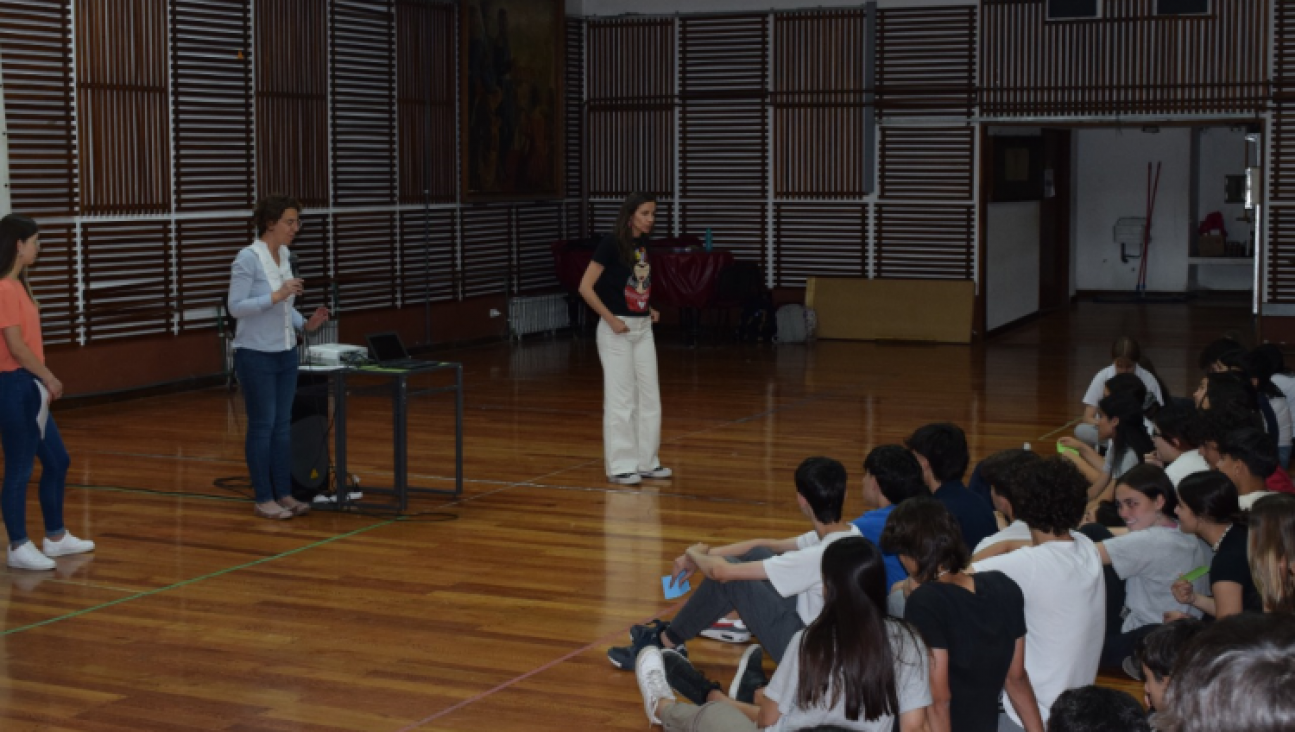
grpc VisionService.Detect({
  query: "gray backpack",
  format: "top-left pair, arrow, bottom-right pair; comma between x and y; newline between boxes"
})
774,304 -> 809,344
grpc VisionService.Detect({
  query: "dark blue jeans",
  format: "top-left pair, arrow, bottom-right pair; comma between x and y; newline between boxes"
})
0,369 -> 70,546
234,348 -> 297,503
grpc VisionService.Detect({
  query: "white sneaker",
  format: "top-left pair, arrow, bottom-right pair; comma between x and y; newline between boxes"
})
8,542 -> 56,571
635,646 -> 676,725
640,466 -> 673,479
609,473 -> 642,486
43,532 -> 96,558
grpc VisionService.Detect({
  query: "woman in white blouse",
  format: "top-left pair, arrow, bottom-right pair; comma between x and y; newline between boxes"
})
227,194 -> 329,520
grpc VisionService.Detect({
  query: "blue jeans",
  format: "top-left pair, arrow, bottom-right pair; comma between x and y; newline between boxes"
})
0,369 -> 70,546
234,348 -> 297,503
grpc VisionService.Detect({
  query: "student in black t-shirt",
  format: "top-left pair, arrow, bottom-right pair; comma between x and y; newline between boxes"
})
881,497 -> 1044,732
577,192 -> 670,486
906,423 -> 998,552
1169,472 -> 1263,620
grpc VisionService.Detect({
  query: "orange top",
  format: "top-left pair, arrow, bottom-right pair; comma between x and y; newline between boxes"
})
0,278 -> 43,371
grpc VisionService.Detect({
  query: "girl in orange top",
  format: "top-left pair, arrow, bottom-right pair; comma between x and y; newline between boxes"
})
0,214 -> 95,571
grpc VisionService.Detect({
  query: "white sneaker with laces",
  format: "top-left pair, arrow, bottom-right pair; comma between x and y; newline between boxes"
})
701,616 -> 751,643
8,541 -> 56,571
635,646 -> 676,725
640,466 -> 673,479
43,532 -> 96,558
609,473 -> 643,486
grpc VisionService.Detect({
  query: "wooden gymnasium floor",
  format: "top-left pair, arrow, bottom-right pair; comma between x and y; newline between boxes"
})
0,300 -> 1248,731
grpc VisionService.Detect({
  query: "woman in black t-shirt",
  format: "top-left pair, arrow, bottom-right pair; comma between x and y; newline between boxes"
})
577,192 -> 669,486
881,497 -> 1045,732
1170,472 -> 1263,619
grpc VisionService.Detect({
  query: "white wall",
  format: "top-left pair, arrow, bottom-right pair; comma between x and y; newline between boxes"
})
574,0 -> 974,15
1073,128 -> 1191,292
1196,127 -> 1256,291
987,202 -> 1040,330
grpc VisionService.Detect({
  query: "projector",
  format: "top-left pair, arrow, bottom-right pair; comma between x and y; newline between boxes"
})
307,343 -> 368,365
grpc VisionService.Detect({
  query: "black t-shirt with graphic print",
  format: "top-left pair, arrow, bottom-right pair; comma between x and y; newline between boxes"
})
592,234 -> 652,318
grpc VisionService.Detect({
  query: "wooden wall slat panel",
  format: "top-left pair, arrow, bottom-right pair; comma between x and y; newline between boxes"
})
875,203 -> 974,280
25,224 -> 77,346
515,203 -> 563,293
879,127 -> 974,200
397,1 -> 457,204
1268,207 -> 1295,304
681,201 -> 766,264
876,6 -> 976,117
982,0 -> 1268,116
566,17 -> 584,210
772,10 -> 869,198
171,0 -> 254,212
76,0 -> 171,214
256,0 -> 328,205
333,211 -> 398,311
773,202 -> 866,287
0,0 -> 78,217
82,221 -> 173,341
175,219 -> 253,331
461,205 -> 512,297
331,0 -> 397,205
398,208 -> 457,304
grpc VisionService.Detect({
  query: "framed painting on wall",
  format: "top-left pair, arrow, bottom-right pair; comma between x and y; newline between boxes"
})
460,0 -> 564,202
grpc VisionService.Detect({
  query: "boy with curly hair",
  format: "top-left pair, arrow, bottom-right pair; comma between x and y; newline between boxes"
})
972,457 -> 1105,731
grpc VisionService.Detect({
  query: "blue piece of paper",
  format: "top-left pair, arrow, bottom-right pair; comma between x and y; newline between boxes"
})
662,573 -> 691,600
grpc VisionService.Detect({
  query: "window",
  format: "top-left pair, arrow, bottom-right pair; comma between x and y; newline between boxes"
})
1156,0 -> 1209,15
1047,0 -> 1100,21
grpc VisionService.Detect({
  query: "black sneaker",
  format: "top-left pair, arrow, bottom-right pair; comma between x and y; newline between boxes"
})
662,648 -> 720,705
729,644 -> 766,703
608,622 -> 687,671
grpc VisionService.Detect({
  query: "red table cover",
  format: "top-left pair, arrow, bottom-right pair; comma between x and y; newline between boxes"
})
550,240 -> 735,309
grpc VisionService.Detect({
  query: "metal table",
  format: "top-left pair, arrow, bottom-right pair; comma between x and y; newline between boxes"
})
310,361 -> 463,514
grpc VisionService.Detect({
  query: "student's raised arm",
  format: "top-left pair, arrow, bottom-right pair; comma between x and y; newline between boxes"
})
708,536 -> 800,557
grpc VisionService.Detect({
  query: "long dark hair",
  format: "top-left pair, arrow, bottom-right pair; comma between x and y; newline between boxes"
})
1115,463 -> 1178,517
1178,472 -> 1242,526
0,214 -> 41,306
796,537 -> 918,722
612,192 -> 656,266
1099,391 -> 1154,474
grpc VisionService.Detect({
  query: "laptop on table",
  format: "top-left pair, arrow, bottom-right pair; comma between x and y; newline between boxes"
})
365,332 -> 426,370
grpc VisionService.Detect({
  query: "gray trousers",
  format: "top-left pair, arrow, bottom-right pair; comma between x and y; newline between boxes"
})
662,702 -> 757,732
668,547 -> 806,663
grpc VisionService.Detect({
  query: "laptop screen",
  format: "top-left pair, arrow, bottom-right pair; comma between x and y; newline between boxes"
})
366,332 -> 408,362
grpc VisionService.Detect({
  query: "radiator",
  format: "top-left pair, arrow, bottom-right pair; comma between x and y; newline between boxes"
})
509,293 -> 570,339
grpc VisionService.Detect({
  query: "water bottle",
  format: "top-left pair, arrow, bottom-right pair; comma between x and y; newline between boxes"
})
704,228 -> 713,252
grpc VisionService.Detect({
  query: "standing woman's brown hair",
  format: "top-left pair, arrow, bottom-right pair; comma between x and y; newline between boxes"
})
0,214 -> 41,305
612,192 -> 657,266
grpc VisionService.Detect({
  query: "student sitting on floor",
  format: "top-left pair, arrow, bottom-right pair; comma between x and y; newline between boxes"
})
881,497 -> 1044,732
906,423 -> 997,553
1242,348 -> 1295,469
608,457 -> 861,670
1130,618 -> 1205,718
971,457 -> 1105,731
1059,390 -> 1154,513
632,537 -> 931,732
1154,613 -> 1295,732
1198,404 -> 1295,494
1080,465 -> 1210,671
1247,493 -> 1295,614
851,444 -> 928,593
1145,404 -> 1210,487
1169,472 -> 1263,620
1074,336 -> 1164,448
1215,427 -> 1279,510
971,449 -> 1042,558
1047,686 -> 1150,732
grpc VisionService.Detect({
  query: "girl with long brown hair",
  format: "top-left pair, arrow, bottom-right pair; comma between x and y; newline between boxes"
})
0,214 -> 95,570
578,192 -> 669,486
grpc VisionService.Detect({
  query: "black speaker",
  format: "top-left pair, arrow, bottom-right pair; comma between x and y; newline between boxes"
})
291,374 -> 330,501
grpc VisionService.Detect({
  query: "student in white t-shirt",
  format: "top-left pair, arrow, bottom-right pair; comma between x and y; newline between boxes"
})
973,457 -> 1105,731
971,449 -> 1040,559
1241,348 -> 1295,469
633,537 -> 932,732
1257,344 -> 1295,464
1086,465 -> 1211,670
1075,337 -> 1164,447
1146,404 -> 1211,487
1215,427 -> 1278,511
608,457 -> 861,671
